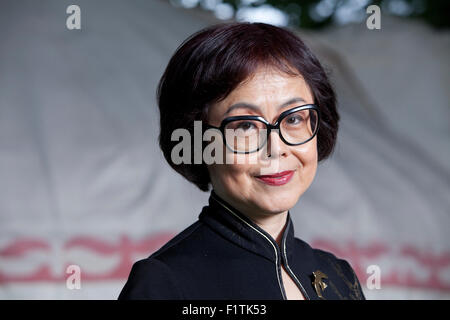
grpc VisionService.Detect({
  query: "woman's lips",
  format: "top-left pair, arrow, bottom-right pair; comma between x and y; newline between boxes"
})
255,170 -> 295,186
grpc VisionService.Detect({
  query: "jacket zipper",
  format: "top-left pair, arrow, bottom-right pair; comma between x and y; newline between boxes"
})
212,196 -> 308,300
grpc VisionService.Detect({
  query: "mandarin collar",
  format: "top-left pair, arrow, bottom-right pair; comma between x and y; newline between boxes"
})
198,190 -> 297,263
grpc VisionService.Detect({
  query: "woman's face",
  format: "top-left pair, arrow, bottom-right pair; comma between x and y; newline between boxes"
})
206,66 -> 318,220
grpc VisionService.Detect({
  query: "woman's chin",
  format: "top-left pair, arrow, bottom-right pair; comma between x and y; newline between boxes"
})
261,187 -> 300,203
253,196 -> 298,216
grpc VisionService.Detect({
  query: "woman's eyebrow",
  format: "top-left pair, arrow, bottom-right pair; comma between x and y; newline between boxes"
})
223,97 -> 306,116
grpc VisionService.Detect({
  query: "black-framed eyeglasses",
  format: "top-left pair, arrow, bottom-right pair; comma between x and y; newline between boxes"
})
205,104 -> 320,154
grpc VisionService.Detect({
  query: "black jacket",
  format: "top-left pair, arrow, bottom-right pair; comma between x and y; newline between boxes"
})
119,190 -> 365,300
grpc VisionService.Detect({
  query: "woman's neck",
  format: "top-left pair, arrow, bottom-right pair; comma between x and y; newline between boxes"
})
251,210 -> 288,246
212,189 -> 289,246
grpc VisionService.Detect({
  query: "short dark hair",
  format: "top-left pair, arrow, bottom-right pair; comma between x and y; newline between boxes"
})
157,22 -> 339,192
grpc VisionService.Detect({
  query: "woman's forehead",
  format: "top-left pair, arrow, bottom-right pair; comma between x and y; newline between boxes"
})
219,68 -> 313,107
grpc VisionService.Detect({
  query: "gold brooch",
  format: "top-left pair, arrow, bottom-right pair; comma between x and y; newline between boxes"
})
312,270 -> 328,299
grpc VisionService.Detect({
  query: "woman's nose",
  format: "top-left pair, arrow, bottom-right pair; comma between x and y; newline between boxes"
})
266,129 -> 288,158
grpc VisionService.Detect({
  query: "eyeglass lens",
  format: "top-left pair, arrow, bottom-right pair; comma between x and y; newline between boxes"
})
223,108 -> 318,153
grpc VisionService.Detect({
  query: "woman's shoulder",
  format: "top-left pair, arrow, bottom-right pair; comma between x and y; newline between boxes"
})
118,257 -> 183,299
149,220 -> 204,259
293,237 -> 355,274
118,221 -> 208,300
293,237 -> 366,300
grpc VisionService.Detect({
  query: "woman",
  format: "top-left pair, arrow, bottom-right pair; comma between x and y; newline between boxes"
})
119,22 -> 365,300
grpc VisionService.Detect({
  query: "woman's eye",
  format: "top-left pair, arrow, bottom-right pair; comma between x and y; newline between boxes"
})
237,122 -> 256,130
286,115 -> 303,124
